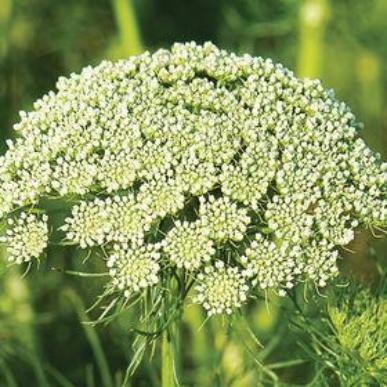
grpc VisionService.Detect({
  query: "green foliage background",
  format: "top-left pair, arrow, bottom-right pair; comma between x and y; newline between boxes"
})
0,1 -> 386,386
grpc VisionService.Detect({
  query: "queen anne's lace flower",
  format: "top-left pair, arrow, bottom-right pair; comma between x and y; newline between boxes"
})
109,194 -> 154,244
198,196 -> 250,242
107,243 -> 160,298
220,135 -> 278,210
176,155 -> 219,196
51,156 -> 98,195
303,240 -> 339,288
0,42 -> 386,315
314,199 -> 358,246
0,212 -> 49,264
61,198 -> 113,248
97,150 -> 140,193
137,178 -> 186,218
162,221 -> 215,271
194,261 -> 249,315
241,233 -> 304,295
265,194 -> 315,244
61,194 -> 154,247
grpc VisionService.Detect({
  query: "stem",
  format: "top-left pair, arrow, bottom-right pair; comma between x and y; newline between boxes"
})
161,317 -> 181,387
0,0 -> 12,59
161,329 -> 174,387
356,50 -> 383,154
112,0 -> 143,56
184,305 -> 211,386
297,0 -> 330,78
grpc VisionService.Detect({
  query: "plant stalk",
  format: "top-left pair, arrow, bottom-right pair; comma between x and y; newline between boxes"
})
112,0 -> 143,56
161,316 -> 181,387
297,0 -> 329,78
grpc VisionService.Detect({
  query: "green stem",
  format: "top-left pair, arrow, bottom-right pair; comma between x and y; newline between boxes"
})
0,0 -> 12,58
356,50 -> 383,154
112,0 -> 143,56
161,330 -> 174,387
297,0 -> 330,78
161,317 -> 181,387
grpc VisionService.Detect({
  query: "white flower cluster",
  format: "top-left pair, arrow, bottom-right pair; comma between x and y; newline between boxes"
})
241,233 -> 304,295
175,156 -> 218,196
220,134 -> 278,210
193,261 -> 249,315
265,194 -> 315,244
0,212 -> 48,264
137,178 -> 185,218
107,243 -> 160,298
0,42 -> 386,314
198,196 -> 250,242
61,194 -> 153,248
303,240 -> 339,288
97,150 -> 139,193
314,199 -> 358,246
162,220 -> 215,271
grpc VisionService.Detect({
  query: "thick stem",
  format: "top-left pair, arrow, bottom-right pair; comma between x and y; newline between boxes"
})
297,0 -> 329,78
161,329 -> 174,387
161,317 -> 181,387
112,0 -> 143,56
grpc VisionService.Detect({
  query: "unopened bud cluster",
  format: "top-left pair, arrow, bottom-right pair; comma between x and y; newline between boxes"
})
0,42 -> 385,315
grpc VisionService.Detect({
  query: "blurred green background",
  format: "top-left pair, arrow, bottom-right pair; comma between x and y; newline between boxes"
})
0,0 -> 386,386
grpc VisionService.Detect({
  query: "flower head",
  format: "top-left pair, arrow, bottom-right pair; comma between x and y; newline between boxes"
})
241,233 -> 304,295
198,196 -> 250,242
107,243 -> 160,298
162,220 -> 215,271
194,261 -> 249,315
137,177 -> 185,218
0,42 -> 385,315
0,212 -> 49,264
61,198 -> 113,248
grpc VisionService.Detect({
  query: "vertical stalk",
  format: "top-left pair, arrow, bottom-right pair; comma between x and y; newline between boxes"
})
0,0 -> 13,144
161,329 -> 174,387
297,0 -> 329,78
184,305 -> 211,386
112,0 -> 143,56
0,0 -> 12,58
356,50 -> 383,154
161,317 -> 180,387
